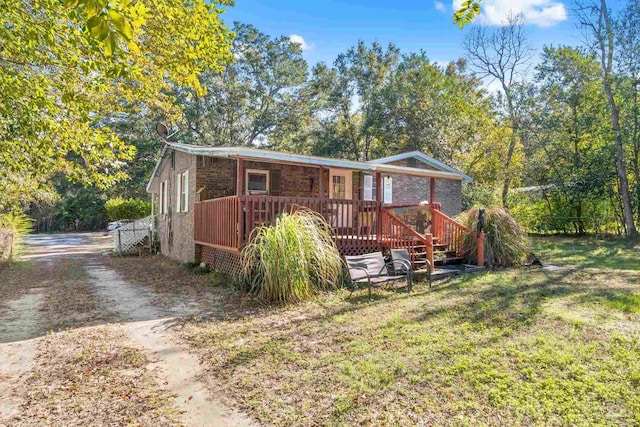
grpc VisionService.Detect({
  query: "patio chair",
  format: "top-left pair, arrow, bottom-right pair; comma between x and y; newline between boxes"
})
345,252 -> 413,296
391,248 -> 431,289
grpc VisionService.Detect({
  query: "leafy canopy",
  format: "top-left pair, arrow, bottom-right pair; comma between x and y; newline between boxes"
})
0,0 -> 234,213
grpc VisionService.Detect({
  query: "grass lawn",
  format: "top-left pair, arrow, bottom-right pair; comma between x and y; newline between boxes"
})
179,236 -> 640,426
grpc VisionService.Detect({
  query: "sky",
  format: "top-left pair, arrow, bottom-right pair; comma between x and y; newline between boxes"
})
220,0 -> 598,68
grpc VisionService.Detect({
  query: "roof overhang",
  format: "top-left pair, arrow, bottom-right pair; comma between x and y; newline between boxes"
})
146,143 -> 464,193
369,151 -> 473,182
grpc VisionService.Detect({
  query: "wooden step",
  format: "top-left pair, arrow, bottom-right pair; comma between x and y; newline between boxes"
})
434,256 -> 465,266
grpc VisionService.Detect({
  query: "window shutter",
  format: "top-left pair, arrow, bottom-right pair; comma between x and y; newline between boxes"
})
163,180 -> 168,214
176,173 -> 182,212
270,170 -> 281,196
363,174 -> 373,201
383,176 -> 393,204
183,171 -> 189,212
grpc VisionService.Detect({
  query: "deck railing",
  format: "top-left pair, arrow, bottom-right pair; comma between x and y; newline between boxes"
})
385,203 -> 441,233
239,195 -> 381,248
195,195 -> 382,251
193,196 -> 484,268
429,206 -> 484,267
194,196 -> 240,249
380,208 -> 434,271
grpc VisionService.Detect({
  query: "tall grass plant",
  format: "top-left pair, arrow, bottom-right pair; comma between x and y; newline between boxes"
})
457,207 -> 531,268
240,209 -> 343,303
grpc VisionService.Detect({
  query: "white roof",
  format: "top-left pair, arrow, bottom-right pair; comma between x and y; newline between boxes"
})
369,151 -> 473,182
146,143 -> 469,192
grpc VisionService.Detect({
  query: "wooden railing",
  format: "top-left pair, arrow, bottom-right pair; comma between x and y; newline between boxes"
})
238,195 -> 381,248
430,207 -> 472,256
385,203 -> 441,234
380,209 -> 434,272
195,195 -> 382,251
194,195 -> 484,268
194,196 -> 240,250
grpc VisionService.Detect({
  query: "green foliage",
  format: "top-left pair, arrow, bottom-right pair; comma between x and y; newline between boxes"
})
1,0 -> 233,213
105,198 -> 151,221
177,23 -> 309,147
453,0 -> 482,28
240,210 -> 343,303
457,206 -> 531,267
462,182 -> 501,210
0,212 -> 34,261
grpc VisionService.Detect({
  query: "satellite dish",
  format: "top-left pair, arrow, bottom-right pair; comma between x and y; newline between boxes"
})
156,123 -> 169,139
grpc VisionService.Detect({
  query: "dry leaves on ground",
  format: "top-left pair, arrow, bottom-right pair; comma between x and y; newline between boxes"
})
10,327 -> 180,426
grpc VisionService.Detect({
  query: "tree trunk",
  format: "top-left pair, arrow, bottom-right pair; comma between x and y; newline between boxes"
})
599,0 -> 638,238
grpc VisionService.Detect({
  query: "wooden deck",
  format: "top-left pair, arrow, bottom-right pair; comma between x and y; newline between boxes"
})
194,195 -> 484,272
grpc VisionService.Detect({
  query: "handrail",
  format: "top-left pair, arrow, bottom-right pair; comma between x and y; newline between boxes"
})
429,205 -> 476,257
381,208 -> 434,272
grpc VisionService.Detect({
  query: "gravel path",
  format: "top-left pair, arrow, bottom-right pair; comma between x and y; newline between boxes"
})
0,233 -> 254,426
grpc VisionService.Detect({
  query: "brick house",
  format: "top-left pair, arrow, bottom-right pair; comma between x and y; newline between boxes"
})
146,143 -> 476,274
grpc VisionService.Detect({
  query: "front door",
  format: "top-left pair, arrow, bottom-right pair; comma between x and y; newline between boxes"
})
329,169 -> 353,228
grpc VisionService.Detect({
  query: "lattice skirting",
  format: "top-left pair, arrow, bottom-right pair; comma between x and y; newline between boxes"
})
200,245 -> 242,276
338,243 -> 382,257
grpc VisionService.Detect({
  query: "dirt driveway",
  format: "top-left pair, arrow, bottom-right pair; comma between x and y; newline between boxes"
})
0,233 -> 255,426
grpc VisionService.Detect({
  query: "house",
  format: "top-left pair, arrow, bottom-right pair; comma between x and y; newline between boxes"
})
146,142 -> 482,275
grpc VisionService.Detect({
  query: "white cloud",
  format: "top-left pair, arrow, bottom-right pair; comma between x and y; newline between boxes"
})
435,1 -> 447,13
289,34 -> 313,51
452,0 -> 567,27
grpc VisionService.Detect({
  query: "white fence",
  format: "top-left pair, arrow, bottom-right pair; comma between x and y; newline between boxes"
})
112,215 -> 153,254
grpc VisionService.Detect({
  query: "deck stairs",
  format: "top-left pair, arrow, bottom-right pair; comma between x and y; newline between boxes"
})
383,205 -> 476,271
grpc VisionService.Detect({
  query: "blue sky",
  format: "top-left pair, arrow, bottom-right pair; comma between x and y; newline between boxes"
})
221,0 -> 591,68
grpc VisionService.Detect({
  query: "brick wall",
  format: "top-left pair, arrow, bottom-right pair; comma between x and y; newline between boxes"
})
155,149 -> 197,263
195,156 -> 236,200
385,158 -> 462,216
243,161 -> 321,197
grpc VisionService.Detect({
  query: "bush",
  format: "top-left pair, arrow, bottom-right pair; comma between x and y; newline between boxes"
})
240,209 -> 343,303
457,207 -> 531,268
0,212 -> 33,261
105,198 -> 151,221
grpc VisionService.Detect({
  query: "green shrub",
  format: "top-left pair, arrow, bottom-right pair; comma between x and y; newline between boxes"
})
240,209 -> 343,303
457,207 -> 531,268
0,212 -> 34,261
105,198 -> 151,221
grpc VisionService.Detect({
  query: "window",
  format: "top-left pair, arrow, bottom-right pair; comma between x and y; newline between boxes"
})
383,176 -> 393,204
332,175 -> 346,199
159,180 -> 168,214
363,174 -> 374,201
246,169 -> 269,194
176,171 -> 189,212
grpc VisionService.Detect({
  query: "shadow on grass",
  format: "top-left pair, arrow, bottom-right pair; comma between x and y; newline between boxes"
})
533,236 -> 640,270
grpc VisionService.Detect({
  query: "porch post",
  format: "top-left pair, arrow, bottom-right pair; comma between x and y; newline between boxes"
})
319,166 -> 325,198
375,172 -> 383,241
429,177 -> 435,204
236,158 -> 244,196
477,231 -> 485,267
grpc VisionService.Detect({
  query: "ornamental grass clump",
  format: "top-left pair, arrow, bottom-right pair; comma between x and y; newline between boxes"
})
0,212 -> 33,261
240,209 -> 343,303
457,206 -> 531,268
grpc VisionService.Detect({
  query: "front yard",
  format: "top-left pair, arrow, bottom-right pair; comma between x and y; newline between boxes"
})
2,235 -> 638,425
171,236 -> 640,426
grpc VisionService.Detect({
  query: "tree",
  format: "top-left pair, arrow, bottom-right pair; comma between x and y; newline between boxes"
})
577,0 -> 638,237
616,0 -> 640,225
523,46 -> 614,233
463,13 -> 534,207
307,41 -> 400,161
0,0 -> 234,213
177,23 -> 310,148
